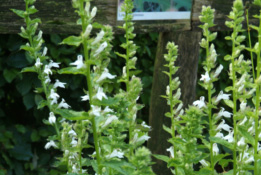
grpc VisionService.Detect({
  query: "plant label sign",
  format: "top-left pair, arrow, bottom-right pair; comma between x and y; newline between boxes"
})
117,0 -> 192,21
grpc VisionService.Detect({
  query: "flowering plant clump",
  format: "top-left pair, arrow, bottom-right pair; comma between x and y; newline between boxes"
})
11,0 -> 261,174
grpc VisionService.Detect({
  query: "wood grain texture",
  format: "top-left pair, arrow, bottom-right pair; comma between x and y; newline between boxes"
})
148,31 -> 201,175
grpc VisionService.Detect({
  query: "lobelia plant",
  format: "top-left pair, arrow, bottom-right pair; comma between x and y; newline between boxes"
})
13,0 -> 155,174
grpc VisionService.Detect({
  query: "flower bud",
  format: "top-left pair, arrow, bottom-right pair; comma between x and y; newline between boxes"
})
83,24 -> 92,38
91,7 -> 97,18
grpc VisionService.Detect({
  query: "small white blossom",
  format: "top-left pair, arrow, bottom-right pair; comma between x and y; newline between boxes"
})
83,24 -> 92,38
44,65 -> 52,75
215,91 -> 231,103
92,30 -> 105,45
166,146 -> 174,158
133,133 -> 150,143
48,60 -> 60,69
94,42 -> 107,56
48,112 -> 56,124
71,137 -> 78,147
58,98 -> 71,109
68,129 -> 77,137
94,87 -> 107,100
106,149 -> 124,159
193,96 -> 206,109
216,119 -> 232,132
239,116 -> 247,125
237,137 -> 245,147
215,131 -> 224,138
245,156 -> 254,163
81,94 -> 89,101
42,47 -> 48,56
103,106 -> 113,113
216,107 -> 232,120
166,85 -> 170,95
240,101 -> 247,111
214,64 -> 223,77
91,7 -> 97,18
49,89 -> 59,105
199,159 -> 208,167
141,121 -> 151,129
35,58 -> 42,68
44,75 -> 51,84
91,105 -> 101,117
70,55 -> 85,69
213,143 -> 219,155
102,115 -> 118,128
54,79 -> 66,88
224,130 -> 234,143
45,140 -> 57,149
97,68 -> 116,82
85,2 -> 90,15
200,72 -> 210,82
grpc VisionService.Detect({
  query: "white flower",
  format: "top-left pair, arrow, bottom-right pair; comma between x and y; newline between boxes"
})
215,91 -> 231,103
122,66 -> 127,77
97,68 -> 116,82
54,79 -> 66,88
214,64 -> 223,77
166,146 -> 174,158
216,107 -> 232,120
102,115 -> 118,128
58,98 -> 71,109
42,47 -> 48,56
141,121 -> 151,129
200,72 -> 210,82
166,85 -> 170,96
245,156 -> 254,163
91,105 -> 101,116
48,60 -> 60,69
44,65 -> 52,75
94,41 -> 107,56
71,137 -> 78,147
176,103 -> 183,113
48,112 -> 56,124
49,89 -> 59,105
133,133 -> 150,143
70,55 -> 85,69
44,75 -> 51,84
216,119 -> 232,132
224,130 -> 234,143
92,30 -> 105,45
68,129 -> 77,137
213,143 -> 219,155
106,149 -> 124,159
81,94 -> 89,101
35,58 -> 42,68
193,96 -> 206,109
240,101 -> 247,111
72,164 -> 78,173
199,159 -> 208,167
237,137 -> 245,147
239,116 -> 247,125
83,24 -> 92,38
45,140 -> 57,149
91,7 -> 97,18
215,131 -> 224,138
94,87 -> 107,100
85,2 -> 90,15
103,106 -> 113,113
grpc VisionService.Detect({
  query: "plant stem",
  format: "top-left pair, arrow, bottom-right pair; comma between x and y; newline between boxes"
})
254,11 -> 261,175
79,0 -> 101,174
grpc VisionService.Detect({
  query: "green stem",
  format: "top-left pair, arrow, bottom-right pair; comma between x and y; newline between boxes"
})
254,11 -> 261,175
169,65 -> 178,175
231,34 -> 238,175
246,9 -> 255,80
79,0 -> 101,174
206,38 -> 214,175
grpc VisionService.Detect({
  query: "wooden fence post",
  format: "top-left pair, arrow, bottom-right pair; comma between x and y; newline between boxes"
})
148,31 -> 201,175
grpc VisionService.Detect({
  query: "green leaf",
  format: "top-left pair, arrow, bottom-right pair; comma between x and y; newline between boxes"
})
224,100 -> 234,109
213,153 -> 230,166
58,67 -> 85,75
10,9 -> 25,18
3,69 -> 18,83
55,108 -> 91,121
61,36 -> 82,47
23,93 -> 35,110
92,97 -> 120,107
168,158 -> 183,168
209,137 -> 233,150
21,66 -> 37,73
15,125 -> 26,134
101,160 -> 135,175
153,154 -> 170,163
163,124 -> 172,135
238,126 -> 255,146
20,45 -> 34,52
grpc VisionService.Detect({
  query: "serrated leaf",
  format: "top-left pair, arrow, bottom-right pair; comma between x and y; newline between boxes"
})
238,126 -> 255,146
153,154 -> 170,163
58,67 -> 85,75
55,108 -> 91,121
21,66 -> 37,73
61,36 -> 82,47
209,137 -> 233,150
214,153 -> 230,166
224,100 -> 234,109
